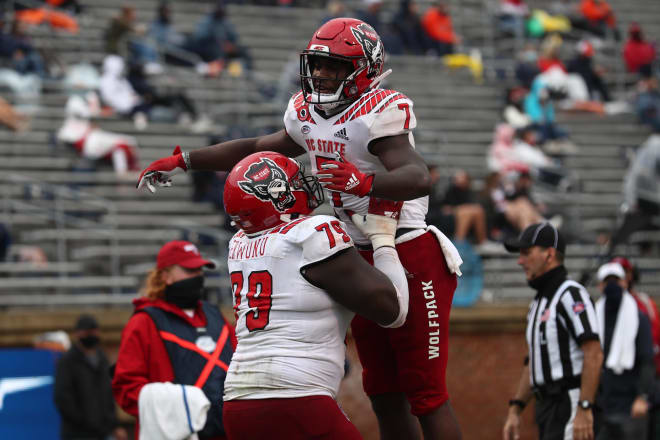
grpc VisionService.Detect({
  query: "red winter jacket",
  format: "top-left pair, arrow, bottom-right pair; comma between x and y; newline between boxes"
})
623,39 -> 656,73
112,297 -> 237,439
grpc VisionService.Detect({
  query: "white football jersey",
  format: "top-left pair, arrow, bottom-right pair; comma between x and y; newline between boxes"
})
224,215 -> 354,401
284,89 -> 429,245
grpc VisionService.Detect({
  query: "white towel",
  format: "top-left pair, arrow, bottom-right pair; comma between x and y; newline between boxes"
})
596,292 -> 639,374
138,382 -> 210,440
426,225 -> 463,276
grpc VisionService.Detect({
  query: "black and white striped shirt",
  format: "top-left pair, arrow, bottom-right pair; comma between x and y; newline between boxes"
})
526,268 -> 599,388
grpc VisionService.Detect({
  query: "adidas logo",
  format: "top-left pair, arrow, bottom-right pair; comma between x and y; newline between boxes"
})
334,127 -> 349,140
345,173 -> 360,191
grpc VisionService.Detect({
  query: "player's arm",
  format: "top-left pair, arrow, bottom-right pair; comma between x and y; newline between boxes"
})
302,247 -> 400,327
137,130 -> 305,192
317,134 -> 431,201
189,129 -> 305,171
369,133 -> 432,200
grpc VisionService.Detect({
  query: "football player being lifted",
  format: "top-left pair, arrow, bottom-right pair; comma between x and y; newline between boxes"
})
222,151 -> 407,439
138,18 -> 463,440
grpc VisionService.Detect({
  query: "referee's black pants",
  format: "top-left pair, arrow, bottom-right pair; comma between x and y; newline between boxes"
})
535,388 -> 601,440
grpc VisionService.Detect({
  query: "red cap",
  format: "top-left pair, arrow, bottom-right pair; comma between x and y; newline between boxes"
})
156,240 -> 216,270
610,256 -> 633,272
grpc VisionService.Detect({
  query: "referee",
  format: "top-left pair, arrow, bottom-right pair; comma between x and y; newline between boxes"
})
502,223 -> 603,440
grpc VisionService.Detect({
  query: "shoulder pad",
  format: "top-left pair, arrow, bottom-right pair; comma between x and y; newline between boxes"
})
334,89 -> 409,125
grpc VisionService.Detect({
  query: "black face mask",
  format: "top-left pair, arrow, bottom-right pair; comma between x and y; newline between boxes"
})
164,276 -> 205,309
79,335 -> 100,349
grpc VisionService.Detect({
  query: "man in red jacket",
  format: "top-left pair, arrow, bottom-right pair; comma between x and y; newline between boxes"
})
623,23 -> 656,74
112,240 -> 236,440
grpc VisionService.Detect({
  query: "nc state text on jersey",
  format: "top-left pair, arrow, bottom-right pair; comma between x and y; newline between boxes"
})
228,236 -> 269,260
304,138 -> 346,155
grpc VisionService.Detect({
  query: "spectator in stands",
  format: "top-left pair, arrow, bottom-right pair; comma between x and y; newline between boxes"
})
0,19 -> 46,77
99,55 -> 149,129
0,96 -> 29,131
104,5 -> 137,57
524,76 -> 577,154
126,63 -> 211,132
567,40 -> 611,102
497,0 -> 528,39
112,240 -> 235,440
514,44 -> 541,88
579,0 -> 619,40
421,1 -> 458,56
537,33 -> 566,73
503,86 -> 532,129
633,73 -> 660,132
427,167 -> 501,253
550,0 -> 600,36
354,0 -> 384,34
608,132 -> 660,256
595,262 -> 654,440
54,314 -> 128,440
104,5 -> 159,70
186,1 -> 252,76
489,124 -> 566,189
57,91 -> 140,175
148,2 -> 187,61
489,171 -> 545,235
354,0 -> 404,55
391,0 -> 428,55
623,23 -> 656,75
320,1 -> 346,25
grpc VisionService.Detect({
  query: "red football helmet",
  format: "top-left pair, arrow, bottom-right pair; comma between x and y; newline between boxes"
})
301,18 -> 385,110
223,152 -> 324,235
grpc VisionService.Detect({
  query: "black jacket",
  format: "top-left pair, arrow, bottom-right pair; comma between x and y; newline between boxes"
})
599,305 -> 655,415
54,344 -> 119,440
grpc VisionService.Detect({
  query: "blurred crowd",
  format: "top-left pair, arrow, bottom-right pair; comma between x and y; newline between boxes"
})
0,0 -> 657,256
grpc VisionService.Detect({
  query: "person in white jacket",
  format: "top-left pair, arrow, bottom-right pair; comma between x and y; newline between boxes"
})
57,91 -> 139,175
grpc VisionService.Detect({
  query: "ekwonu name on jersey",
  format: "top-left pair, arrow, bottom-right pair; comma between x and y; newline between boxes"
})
224,215 -> 354,401
284,88 -> 429,245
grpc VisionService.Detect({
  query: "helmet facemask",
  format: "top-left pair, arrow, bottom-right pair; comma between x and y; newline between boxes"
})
300,52 -> 363,112
289,159 -> 324,211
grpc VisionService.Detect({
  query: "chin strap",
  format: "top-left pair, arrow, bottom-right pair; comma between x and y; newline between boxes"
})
369,69 -> 392,91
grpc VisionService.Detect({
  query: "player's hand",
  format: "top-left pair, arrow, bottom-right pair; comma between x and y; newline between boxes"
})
502,410 -> 521,440
317,154 -> 374,197
136,146 -> 187,193
350,197 -> 403,250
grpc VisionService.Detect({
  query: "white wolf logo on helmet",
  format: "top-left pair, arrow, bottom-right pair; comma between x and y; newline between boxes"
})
238,158 -> 296,212
350,23 -> 383,79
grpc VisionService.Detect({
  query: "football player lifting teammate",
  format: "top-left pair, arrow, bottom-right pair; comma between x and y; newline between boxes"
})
138,18 -> 463,440
221,151 -> 407,439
